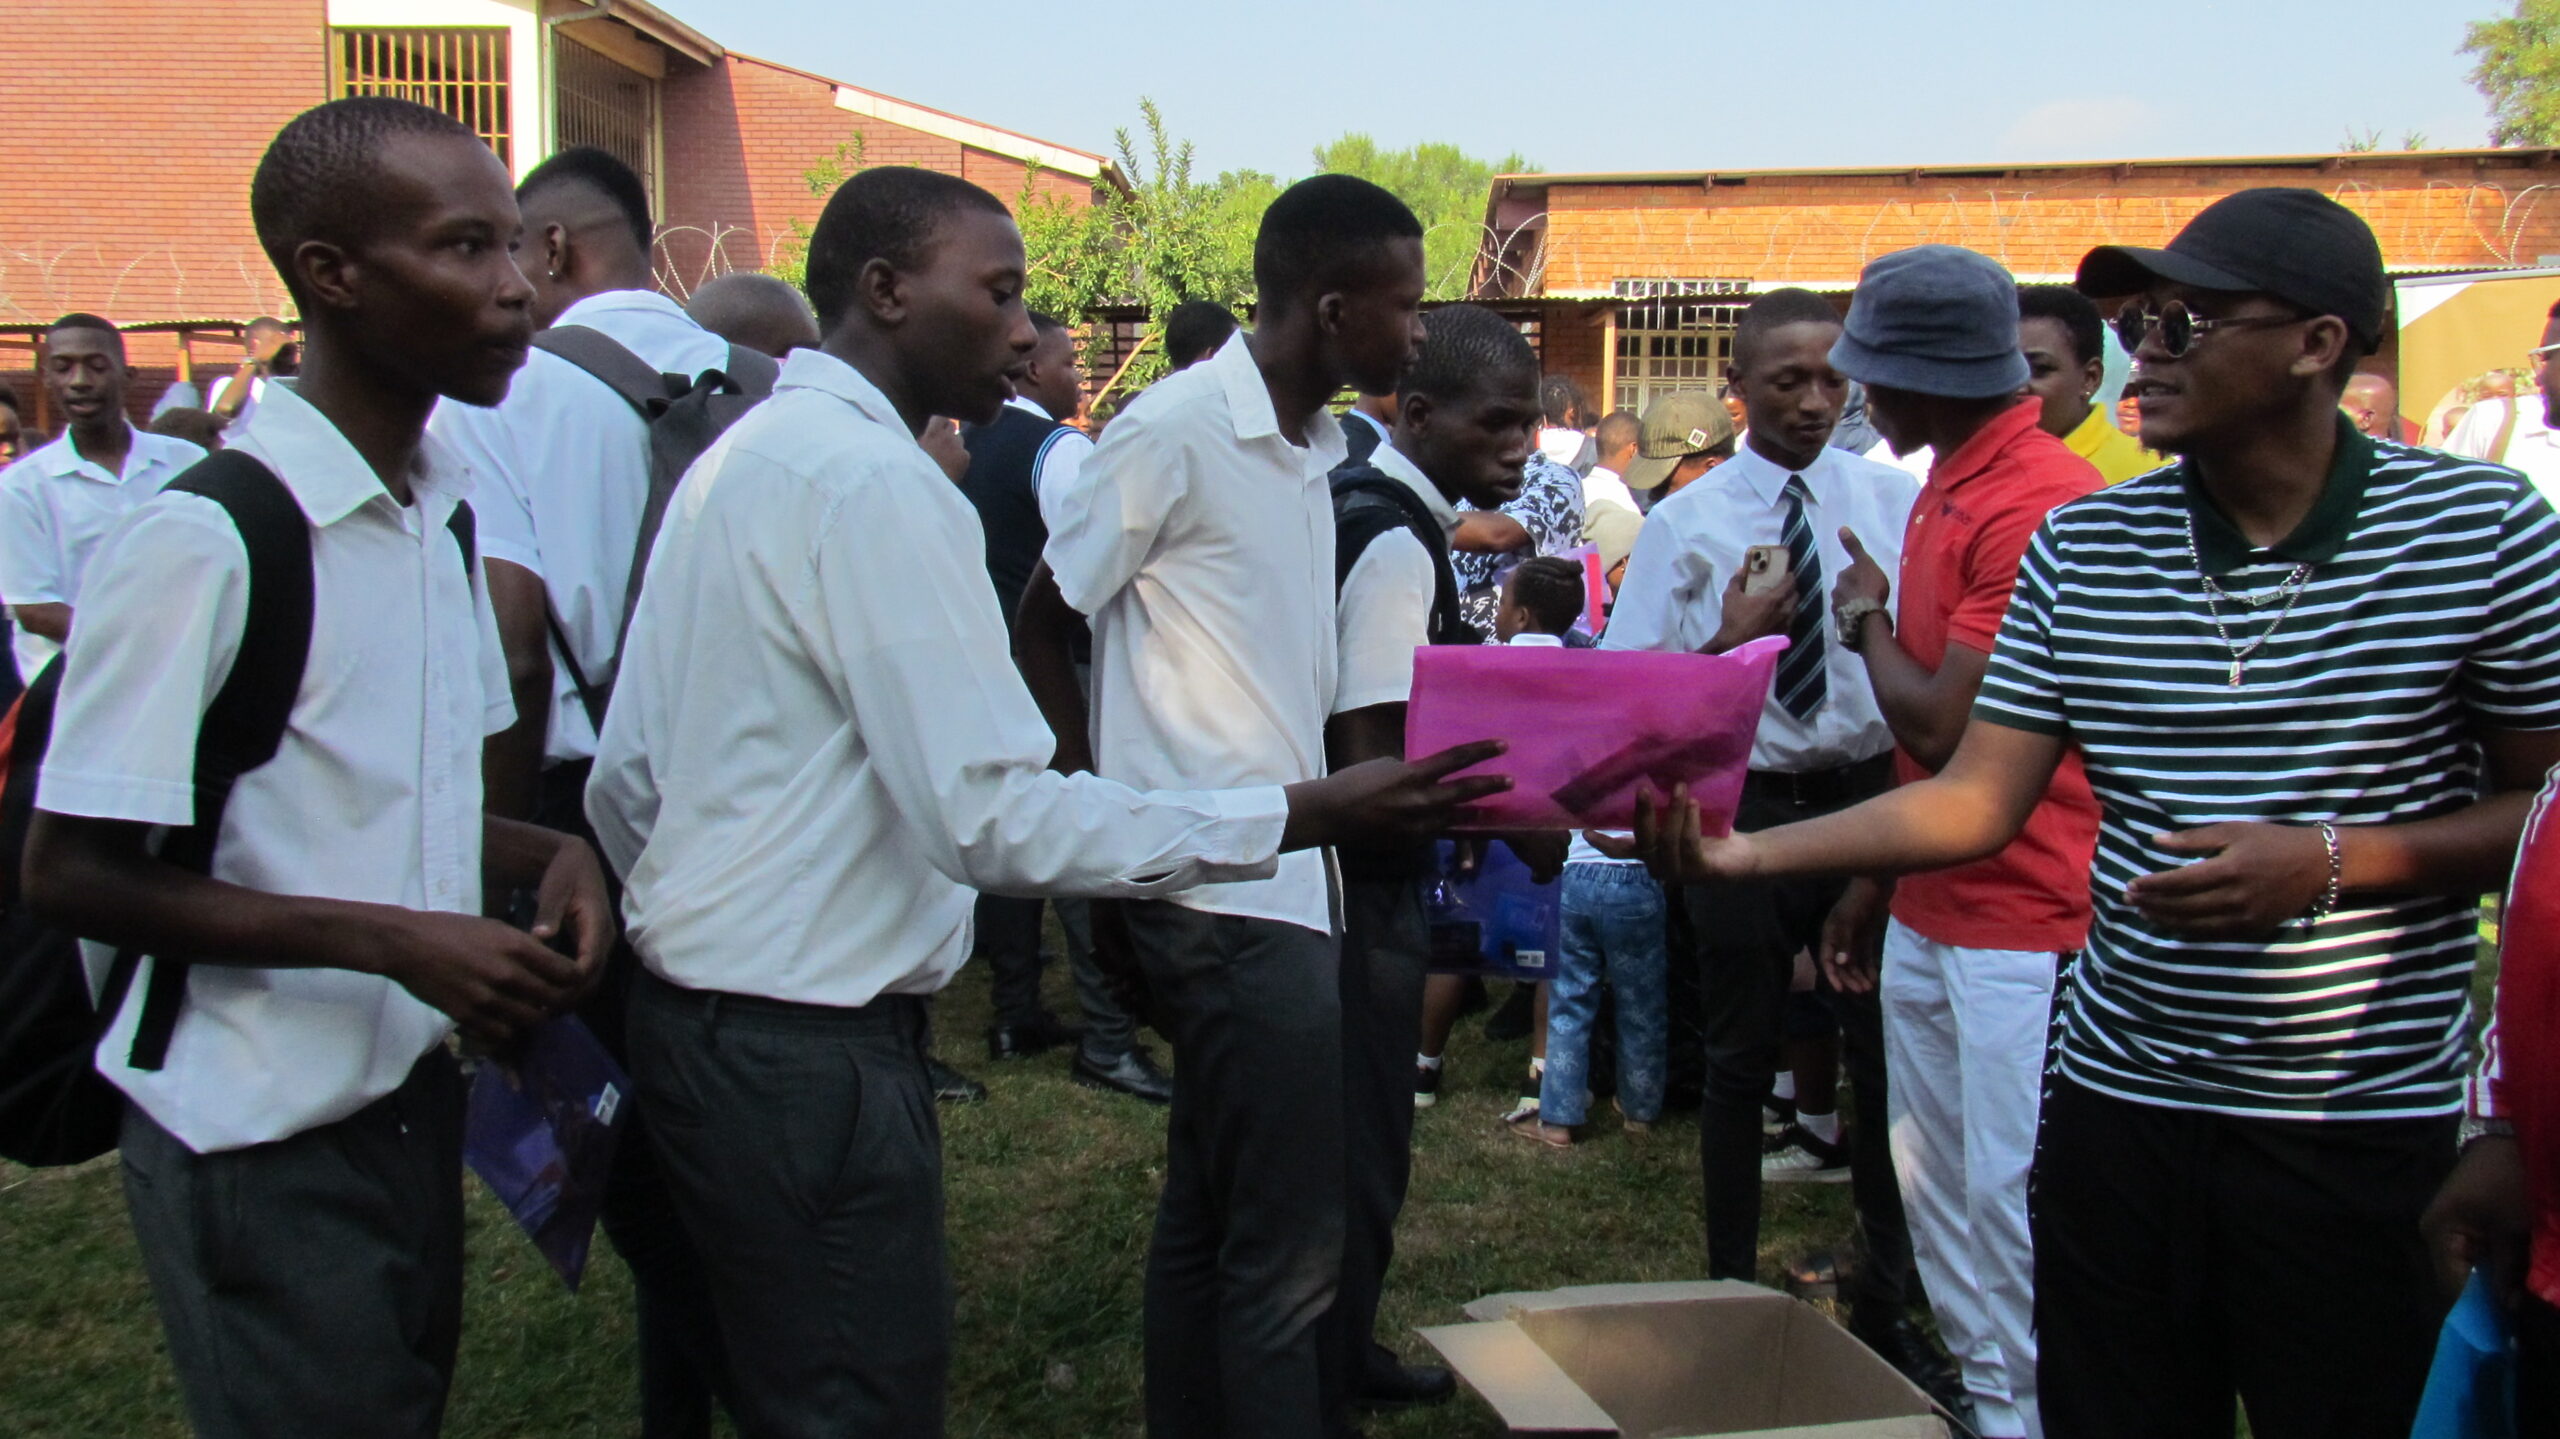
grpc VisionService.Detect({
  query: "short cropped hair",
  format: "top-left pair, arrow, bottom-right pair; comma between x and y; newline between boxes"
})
252,97 -> 481,303
1540,375 -> 1586,426
804,166 -> 1013,330
1400,304 -> 1536,404
1164,299 -> 1239,368
1733,288 -> 1842,373
1505,556 -> 1586,636
1252,174 -> 1423,316
47,312 -> 122,355
1029,310 -> 1070,337
2019,284 -> 2105,368
1595,408 -> 1639,453
519,145 -> 653,253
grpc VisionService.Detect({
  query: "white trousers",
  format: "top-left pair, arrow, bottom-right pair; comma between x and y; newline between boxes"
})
1880,920 -> 2059,1439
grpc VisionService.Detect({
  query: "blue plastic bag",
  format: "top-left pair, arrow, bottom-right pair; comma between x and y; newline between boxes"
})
1425,840 -> 1561,979
463,1016 -> 631,1292
2410,1270 -> 2518,1439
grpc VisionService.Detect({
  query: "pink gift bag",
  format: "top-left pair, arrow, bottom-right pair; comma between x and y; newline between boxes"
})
1404,636 -> 1785,832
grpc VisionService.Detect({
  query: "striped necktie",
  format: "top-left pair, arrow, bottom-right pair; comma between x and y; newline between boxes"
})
1772,474 -> 1827,720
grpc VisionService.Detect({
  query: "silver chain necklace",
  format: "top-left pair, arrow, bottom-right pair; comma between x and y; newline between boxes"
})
2187,513 -> 2313,687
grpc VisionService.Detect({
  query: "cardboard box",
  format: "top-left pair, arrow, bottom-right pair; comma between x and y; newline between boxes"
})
1418,1280 -> 1947,1438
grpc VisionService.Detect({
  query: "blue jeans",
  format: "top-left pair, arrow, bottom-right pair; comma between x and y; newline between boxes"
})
1541,863 -> 1669,1126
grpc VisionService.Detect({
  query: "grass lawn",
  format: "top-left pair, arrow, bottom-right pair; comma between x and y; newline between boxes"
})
0,955 -> 1860,1438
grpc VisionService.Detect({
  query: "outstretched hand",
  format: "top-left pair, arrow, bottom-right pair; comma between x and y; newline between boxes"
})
1586,786 -> 1759,886
1832,527 -> 1890,614
1283,740 -> 1512,852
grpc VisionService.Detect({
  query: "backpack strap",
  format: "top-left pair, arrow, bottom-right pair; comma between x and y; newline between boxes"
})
722,342 -> 781,398
531,325 -> 684,419
1331,467 -> 1475,647
124,451 -> 316,1071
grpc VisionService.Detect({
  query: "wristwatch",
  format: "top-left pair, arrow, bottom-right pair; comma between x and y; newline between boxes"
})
1835,598 -> 1889,650
2459,1113 -> 2516,1151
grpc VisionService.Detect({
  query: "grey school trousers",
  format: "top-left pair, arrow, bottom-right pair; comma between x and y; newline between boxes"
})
1327,876 -> 1431,1387
1128,900 -> 1347,1439
119,1046 -> 465,1439
628,969 -> 949,1439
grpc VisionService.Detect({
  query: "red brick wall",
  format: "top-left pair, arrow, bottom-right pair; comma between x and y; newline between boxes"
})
1537,307 -> 1606,415
1532,157 -> 2560,294
0,0 -> 327,418
657,54 -> 1098,292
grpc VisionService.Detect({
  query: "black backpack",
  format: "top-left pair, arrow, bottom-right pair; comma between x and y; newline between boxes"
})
1330,460 -> 1478,649
0,451 -> 476,1166
528,325 -> 779,730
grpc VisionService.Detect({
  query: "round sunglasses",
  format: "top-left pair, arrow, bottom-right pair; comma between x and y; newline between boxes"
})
2113,301 -> 2311,360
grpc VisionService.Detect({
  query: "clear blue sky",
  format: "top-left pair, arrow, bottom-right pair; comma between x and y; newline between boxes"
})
651,0 -> 2495,179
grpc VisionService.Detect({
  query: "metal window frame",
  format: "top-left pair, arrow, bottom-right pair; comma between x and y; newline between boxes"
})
329,26 -> 513,167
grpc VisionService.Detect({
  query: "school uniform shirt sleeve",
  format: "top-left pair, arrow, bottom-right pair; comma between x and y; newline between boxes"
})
0,463 -> 65,605
1970,521 -> 2070,736
1601,508 -> 1714,654
804,443 -> 1286,898
426,400 -> 541,578
2457,478 -> 2560,728
1041,404 -> 1187,618
1334,528 -> 1434,714
34,496 -> 248,826
1034,426 -> 1095,517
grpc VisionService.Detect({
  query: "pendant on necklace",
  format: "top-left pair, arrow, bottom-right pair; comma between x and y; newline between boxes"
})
2228,660 -> 2244,687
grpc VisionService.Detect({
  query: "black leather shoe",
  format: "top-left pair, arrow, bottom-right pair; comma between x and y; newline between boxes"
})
1356,1345 -> 1456,1408
1072,1046 -> 1173,1104
927,1057 -> 987,1104
987,1013 -> 1084,1061
1847,1309 -> 1968,1420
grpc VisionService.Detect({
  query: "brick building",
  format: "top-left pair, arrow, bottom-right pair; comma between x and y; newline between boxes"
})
1468,149 -> 2560,419
1,0 -> 1112,424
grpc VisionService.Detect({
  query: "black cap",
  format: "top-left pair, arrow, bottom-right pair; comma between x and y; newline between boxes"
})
2075,187 -> 2387,352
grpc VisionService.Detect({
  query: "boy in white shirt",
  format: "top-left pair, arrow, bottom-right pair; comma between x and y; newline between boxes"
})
24,98 -> 613,1439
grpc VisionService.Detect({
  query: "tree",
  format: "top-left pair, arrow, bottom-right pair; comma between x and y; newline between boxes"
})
768,135 -> 867,290
2466,0 -> 2560,146
1310,135 -> 1535,299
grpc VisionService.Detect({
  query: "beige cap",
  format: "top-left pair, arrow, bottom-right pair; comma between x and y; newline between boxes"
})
1623,390 -> 1738,491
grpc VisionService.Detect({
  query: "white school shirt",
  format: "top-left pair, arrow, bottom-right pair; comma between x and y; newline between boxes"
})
1334,440 -> 1454,714
1605,440 -> 1918,773
206,374 -> 269,428
429,289 -> 731,766
587,348 -> 1290,1007
0,426 -> 206,678
1043,330 -> 1344,934
1009,394 -> 1094,513
36,381 -> 512,1153
1582,465 -> 1638,517
2446,397 -> 2560,507
1538,426 -> 1585,468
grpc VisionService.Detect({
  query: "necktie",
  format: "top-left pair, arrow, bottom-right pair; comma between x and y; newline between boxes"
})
1772,475 -> 1827,720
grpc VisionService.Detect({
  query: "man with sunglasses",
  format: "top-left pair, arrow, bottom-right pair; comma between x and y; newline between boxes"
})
1620,187 -> 2560,1439
2445,302 -> 2560,504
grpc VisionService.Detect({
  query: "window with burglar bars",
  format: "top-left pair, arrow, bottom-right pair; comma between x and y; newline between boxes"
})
331,27 -> 512,167
554,34 -> 658,212
1612,278 -> 1750,416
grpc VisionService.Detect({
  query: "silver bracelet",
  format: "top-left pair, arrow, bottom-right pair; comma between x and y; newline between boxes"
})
2460,1113 -> 2517,1150
2305,821 -> 2343,921
1835,598 -> 1889,650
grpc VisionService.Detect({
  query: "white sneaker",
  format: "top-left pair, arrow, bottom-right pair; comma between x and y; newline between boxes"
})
1761,1124 -> 1851,1183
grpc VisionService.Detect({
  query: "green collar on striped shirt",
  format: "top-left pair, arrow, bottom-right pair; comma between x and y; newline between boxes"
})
2181,414 -> 2374,576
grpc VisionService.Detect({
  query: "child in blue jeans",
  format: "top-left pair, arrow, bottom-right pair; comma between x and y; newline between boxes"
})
1490,560 -> 1668,1147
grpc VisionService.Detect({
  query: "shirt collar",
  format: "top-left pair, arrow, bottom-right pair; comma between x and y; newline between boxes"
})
554,288 -> 695,329
1507,632 -> 1566,648
1345,407 -> 1390,441
32,425 -> 137,483
773,346 -> 913,430
232,379 -> 472,529
1006,394 -> 1054,423
1927,398 -> 2046,495
1204,329 -> 1346,470
1370,440 -> 1462,537
2183,413 -> 2372,575
1722,438 -> 1828,509
2062,404 -> 2116,462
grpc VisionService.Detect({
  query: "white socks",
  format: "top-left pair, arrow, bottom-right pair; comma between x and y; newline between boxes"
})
1798,1109 -> 1841,1145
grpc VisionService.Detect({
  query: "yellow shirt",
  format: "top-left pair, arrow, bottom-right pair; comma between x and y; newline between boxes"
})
2065,405 -> 2167,485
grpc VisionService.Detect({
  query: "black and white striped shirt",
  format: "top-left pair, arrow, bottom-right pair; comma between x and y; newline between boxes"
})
1976,424 -> 2560,1119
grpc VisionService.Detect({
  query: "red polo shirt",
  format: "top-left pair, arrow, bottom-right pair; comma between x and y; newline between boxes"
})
1889,399 -> 2102,953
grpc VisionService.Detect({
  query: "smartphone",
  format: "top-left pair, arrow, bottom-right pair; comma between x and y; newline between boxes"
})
1741,544 -> 1791,596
